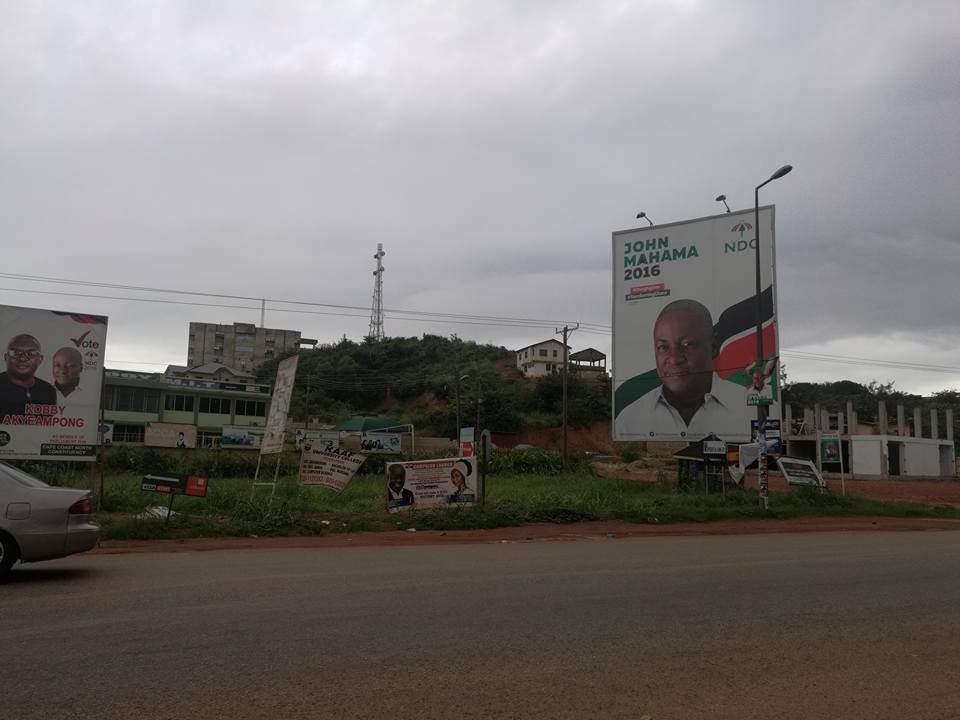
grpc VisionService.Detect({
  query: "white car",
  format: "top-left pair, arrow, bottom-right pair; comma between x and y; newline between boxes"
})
0,461 -> 100,575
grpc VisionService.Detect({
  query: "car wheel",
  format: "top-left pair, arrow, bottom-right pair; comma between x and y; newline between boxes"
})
0,531 -> 20,575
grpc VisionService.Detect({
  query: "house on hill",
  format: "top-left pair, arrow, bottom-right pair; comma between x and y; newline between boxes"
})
515,339 -> 568,377
515,340 -> 608,380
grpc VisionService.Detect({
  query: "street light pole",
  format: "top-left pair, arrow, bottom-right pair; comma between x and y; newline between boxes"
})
754,164 -> 792,511
455,373 -> 468,447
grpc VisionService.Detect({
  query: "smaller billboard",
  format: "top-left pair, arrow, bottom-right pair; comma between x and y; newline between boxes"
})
299,445 -> 366,491
777,457 -> 825,488
386,457 -> 476,512
295,429 -> 340,451
459,426 -> 475,457
98,422 -> 114,446
358,431 -> 402,454
145,422 -> 197,449
750,419 -> 782,457
221,425 -> 265,449
261,355 -> 298,455
141,472 -> 209,497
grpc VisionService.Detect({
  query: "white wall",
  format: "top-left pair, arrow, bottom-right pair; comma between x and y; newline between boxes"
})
850,437 -> 884,476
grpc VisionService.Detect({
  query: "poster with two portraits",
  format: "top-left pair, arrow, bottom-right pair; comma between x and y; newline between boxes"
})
0,303 -> 108,460
612,208 -> 780,442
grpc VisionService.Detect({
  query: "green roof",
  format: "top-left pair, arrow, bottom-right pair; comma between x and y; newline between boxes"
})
333,415 -> 407,432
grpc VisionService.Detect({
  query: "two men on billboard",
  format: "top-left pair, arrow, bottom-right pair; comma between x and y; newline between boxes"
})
0,334 -> 57,416
615,300 -> 751,437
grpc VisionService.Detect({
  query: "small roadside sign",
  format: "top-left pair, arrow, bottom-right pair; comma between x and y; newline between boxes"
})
142,473 -> 209,497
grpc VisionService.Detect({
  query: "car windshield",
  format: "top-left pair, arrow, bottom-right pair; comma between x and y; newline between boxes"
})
0,461 -> 51,489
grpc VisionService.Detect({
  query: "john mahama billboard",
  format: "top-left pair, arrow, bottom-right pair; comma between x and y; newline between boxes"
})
0,303 -> 108,460
612,208 -> 780,442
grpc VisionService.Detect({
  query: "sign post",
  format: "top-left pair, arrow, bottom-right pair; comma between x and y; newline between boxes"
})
141,472 -> 209,524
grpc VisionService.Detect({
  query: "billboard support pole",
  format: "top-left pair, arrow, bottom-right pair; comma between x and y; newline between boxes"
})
753,164 -> 792,511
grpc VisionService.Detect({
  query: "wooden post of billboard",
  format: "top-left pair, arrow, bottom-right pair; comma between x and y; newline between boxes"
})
479,429 -> 491,507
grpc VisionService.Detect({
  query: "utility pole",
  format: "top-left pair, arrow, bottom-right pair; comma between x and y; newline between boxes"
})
455,373 -> 468,443
304,374 -> 310,429
555,323 -> 578,471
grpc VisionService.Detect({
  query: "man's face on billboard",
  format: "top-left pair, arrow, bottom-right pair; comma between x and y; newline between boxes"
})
388,465 -> 406,492
653,308 -> 713,398
5,336 -> 43,381
53,349 -> 82,389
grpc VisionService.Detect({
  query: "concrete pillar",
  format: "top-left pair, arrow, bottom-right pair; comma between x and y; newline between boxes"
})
947,409 -> 954,442
914,408 -> 923,438
837,412 -> 845,435
878,401 -> 888,435
930,409 -> 939,439
897,405 -> 905,436
803,407 -> 814,434
814,403 -> 821,431
785,404 -> 793,436
820,408 -> 831,431
846,402 -> 855,435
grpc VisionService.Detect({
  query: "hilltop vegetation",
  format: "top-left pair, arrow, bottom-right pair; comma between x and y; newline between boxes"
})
256,334 -> 611,437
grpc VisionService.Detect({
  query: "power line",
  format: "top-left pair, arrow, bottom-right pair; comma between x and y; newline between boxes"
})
0,272 -> 603,331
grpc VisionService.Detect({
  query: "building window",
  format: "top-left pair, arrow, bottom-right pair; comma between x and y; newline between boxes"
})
199,397 -> 231,414
112,424 -> 145,443
235,399 -> 267,417
539,349 -> 548,357
553,350 -> 558,357
107,387 -> 160,413
197,431 -> 222,449
164,394 -> 195,412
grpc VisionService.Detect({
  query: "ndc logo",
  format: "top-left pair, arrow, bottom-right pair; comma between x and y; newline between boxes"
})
0,431 -> 10,446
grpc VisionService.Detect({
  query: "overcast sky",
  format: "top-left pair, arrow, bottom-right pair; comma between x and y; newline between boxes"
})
2,0 -> 958,395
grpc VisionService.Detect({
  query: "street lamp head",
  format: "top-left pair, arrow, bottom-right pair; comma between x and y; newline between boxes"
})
715,194 -> 731,212
770,164 -> 793,181
636,211 -> 654,226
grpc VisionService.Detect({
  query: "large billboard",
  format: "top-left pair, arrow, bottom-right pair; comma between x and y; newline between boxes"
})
0,304 -> 108,461
260,355 -> 298,455
612,208 -> 780,442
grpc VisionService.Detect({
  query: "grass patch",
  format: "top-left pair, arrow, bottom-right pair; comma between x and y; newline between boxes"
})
38,468 -> 960,541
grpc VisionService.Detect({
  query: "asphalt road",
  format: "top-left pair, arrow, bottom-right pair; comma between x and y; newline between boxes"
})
3,530 -> 960,720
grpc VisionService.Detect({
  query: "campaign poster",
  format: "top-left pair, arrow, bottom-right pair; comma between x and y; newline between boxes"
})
751,418 -> 782,457
818,433 -> 842,465
359,431 -> 402,454
612,208 -> 781,443
386,457 -> 476,512
459,426 -> 475,457
0,304 -> 108,461
145,422 -> 197,449
221,425 -> 265,449
260,355 -> 298,455
295,428 -> 340,451
299,445 -> 365,491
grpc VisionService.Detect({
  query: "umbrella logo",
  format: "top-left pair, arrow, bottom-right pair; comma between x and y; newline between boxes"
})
731,222 -> 752,241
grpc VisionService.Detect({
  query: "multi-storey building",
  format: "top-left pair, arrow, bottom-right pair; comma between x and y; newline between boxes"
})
187,322 -> 301,372
103,367 -> 272,448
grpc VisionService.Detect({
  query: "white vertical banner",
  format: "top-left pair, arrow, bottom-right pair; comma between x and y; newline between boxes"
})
260,355 -> 298,455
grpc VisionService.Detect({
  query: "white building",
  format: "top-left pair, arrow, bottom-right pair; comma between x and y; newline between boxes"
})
516,339 -> 568,377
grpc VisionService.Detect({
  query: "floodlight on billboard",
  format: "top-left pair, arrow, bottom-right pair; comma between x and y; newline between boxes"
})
611,208 -> 781,442
0,304 -> 108,461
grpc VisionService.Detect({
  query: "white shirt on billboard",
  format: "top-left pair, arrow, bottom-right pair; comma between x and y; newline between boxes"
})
56,385 -> 85,406
615,372 -> 752,439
